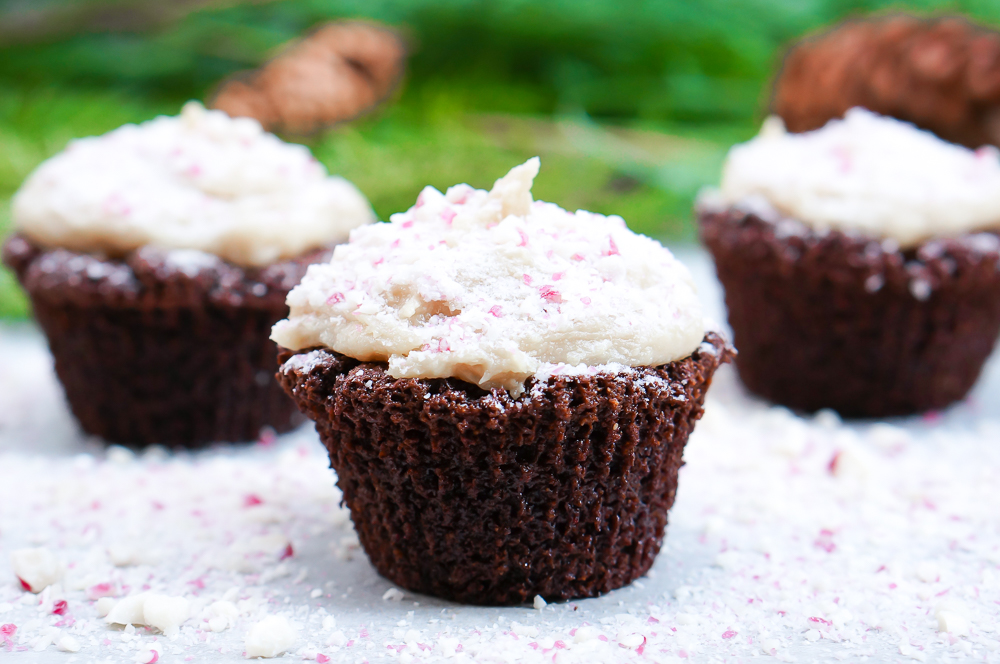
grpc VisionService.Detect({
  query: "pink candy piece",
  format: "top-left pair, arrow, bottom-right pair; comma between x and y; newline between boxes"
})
52,600 -> 68,616
317,655 -> 330,663
603,236 -> 620,256
539,286 -> 562,303
1,624 -> 16,649
87,583 -> 117,600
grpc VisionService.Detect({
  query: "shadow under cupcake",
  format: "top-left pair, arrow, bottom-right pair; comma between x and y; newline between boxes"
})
273,158 -> 733,604
2,102 -> 375,446
698,109 -> 1000,418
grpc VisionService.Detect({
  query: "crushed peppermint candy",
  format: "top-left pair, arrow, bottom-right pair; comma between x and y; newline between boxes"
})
3,247 -> 1000,662
272,158 -> 705,396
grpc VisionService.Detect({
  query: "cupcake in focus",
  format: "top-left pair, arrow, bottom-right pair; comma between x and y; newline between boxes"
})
698,108 -> 1000,417
2,102 -> 374,446
274,158 -> 732,604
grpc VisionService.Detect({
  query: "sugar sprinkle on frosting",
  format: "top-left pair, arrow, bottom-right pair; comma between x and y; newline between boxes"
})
272,158 -> 705,395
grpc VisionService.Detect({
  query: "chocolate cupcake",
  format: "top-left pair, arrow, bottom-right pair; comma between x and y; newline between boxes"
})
698,109 -> 1000,417
2,102 -> 374,446
273,159 -> 733,604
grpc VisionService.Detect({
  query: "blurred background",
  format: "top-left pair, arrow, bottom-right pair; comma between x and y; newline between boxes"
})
2,0 -> 999,318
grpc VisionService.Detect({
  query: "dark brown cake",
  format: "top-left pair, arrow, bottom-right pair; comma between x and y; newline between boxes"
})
276,333 -> 732,605
698,205 -> 1000,417
2,233 -> 331,446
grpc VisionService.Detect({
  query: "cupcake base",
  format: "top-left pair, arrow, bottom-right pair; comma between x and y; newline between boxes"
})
277,333 -> 731,605
699,205 -> 1000,417
3,234 -> 329,446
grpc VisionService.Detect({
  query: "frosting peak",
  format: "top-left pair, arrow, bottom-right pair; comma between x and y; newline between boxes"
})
272,159 -> 705,396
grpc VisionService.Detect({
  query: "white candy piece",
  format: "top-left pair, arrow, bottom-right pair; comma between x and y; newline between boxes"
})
274,158 -> 705,395
245,615 -> 296,658
717,108 -> 1000,247
206,600 -> 240,632
105,593 -> 191,636
56,634 -> 81,653
936,601 -> 971,636
13,102 -> 375,267
10,547 -> 64,593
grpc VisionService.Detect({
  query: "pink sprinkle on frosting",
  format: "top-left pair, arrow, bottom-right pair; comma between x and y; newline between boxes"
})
539,286 -> 562,303
603,236 -> 620,256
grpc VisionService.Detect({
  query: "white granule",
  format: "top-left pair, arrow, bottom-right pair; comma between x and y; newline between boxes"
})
9,548 -> 64,593
2,245 -> 1000,663
279,349 -> 330,376
244,615 -> 296,658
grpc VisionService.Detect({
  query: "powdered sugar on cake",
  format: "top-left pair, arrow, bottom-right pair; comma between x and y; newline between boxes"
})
719,109 -> 1000,247
12,102 -> 375,267
272,158 -> 705,395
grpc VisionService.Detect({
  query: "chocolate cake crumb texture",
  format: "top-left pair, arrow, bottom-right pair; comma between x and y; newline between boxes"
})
277,333 -> 732,605
2,235 -> 330,445
699,206 -> 1000,417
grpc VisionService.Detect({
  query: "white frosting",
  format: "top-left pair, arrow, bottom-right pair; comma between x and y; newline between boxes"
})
719,108 -> 1000,246
12,102 -> 375,266
272,158 -> 705,396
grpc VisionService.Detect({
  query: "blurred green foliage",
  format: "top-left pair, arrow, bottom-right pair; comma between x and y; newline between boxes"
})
2,0 -> 999,317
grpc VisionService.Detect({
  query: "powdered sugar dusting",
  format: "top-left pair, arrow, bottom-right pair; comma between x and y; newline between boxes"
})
279,350 -> 331,376
13,102 -> 375,267
272,158 -> 705,396
721,109 -> 1000,247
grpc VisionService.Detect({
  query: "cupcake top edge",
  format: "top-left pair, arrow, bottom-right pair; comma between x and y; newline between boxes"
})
11,101 -> 376,267
717,108 -> 1000,247
271,158 -> 706,397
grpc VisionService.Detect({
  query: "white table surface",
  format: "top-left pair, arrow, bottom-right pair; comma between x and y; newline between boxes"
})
0,246 -> 998,664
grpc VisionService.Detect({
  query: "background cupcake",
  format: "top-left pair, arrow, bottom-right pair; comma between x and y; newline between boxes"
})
699,108 -> 1000,417
2,102 -> 375,446
273,158 -> 732,604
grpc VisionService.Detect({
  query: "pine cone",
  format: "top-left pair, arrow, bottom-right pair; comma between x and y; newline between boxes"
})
211,20 -> 406,135
773,15 -> 1000,149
